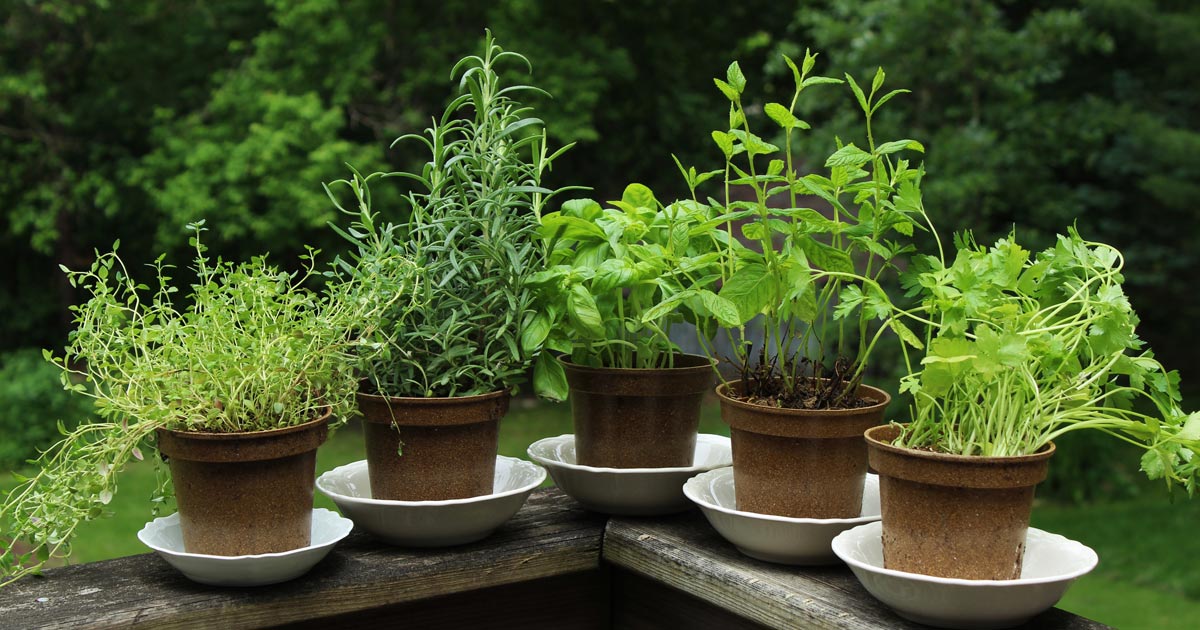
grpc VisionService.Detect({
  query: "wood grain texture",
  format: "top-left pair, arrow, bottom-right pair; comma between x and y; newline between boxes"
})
0,490 -> 604,629
603,509 -> 1112,630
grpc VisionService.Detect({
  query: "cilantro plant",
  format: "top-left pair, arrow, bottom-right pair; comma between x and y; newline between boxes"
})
527,183 -> 725,400
687,51 -> 928,409
326,32 -> 572,398
897,230 -> 1200,493
0,223 -> 387,585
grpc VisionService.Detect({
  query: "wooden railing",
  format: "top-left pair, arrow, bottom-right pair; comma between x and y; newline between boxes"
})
0,489 -> 1110,629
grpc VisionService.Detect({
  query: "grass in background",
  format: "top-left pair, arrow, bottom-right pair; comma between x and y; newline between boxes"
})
6,398 -> 1200,629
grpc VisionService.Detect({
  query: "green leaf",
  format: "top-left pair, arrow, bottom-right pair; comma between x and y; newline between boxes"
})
567,284 -> 605,338
534,353 -> 568,402
871,67 -> 885,95
540,214 -> 606,241
592,259 -> 637,293
889,319 -> 925,350
621,183 -> 656,210
825,144 -> 872,168
642,290 -> 697,323
719,262 -> 773,324
845,73 -> 869,114
726,61 -> 746,94
521,311 -> 552,353
871,89 -> 911,113
698,290 -> 741,328
875,139 -> 925,156
798,236 -> 854,273
764,103 -> 810,130
714,78 -> 738,102
561,198 -> 603,220
711,131 -> 735,159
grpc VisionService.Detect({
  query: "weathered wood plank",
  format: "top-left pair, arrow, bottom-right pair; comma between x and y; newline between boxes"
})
603,509 -> 1112,630
612,569 -> 768,630
277,569 -> 609,629
0,490 -> 605,629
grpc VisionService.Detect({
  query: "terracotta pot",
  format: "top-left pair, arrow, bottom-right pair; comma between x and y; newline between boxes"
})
155,410 -> 330,556
561,354 -> 714,468
865,424 -> 1056,580
716,380 -> 889,518
358,389 -> 508,501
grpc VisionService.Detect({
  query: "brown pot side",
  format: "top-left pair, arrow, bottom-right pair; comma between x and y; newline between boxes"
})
359,389 -> 508,501
562,354 -> 713,468
717,380 -> 890,518
864,424 -> 1055,580
155,411 -> 330,556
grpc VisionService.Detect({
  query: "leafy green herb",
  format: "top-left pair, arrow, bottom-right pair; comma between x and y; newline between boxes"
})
528,184 -> 725,399
0,222 -> 387,585
326,31 -> 573,398
897,229 -> 1200,494
686,52 -> 928,408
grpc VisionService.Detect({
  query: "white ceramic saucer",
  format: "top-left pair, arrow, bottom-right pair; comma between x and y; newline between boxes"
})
832,521 -> 1098,629
137,508 -> 352,587
316,455 -> 546,547
683,467 -> 881,565
526,434 -> 732,516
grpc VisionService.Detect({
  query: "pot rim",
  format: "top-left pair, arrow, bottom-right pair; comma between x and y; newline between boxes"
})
715,379 -> 892,417
356,387 -> 510,405
158,407 -> 332,441
864,424 -> 1056,464
557,352 -> 715,375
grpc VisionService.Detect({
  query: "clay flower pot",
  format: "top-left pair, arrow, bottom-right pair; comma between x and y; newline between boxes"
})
155,410 -> 330,556
716,380 -> 889,518
561,354 -> 714,468
864,424 -> 1056,580
358,389 -> 509,501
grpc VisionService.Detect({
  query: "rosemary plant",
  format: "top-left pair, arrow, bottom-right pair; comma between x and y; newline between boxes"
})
0,222 -> 387,585
327,31 -> 573,398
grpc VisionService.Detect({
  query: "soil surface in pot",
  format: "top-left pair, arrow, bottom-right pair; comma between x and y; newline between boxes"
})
732,360 -> 875,410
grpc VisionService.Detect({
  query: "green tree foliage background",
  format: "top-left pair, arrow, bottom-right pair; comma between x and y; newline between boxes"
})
1,0 -> 1198,481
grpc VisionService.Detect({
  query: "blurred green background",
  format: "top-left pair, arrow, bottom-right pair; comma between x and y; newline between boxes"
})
2,1 -> 1198,627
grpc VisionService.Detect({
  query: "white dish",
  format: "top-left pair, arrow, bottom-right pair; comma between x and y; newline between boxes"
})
684,467 -> 881,565
527,434 -> 732,516
832,521 -> 1098,629
316,455 -> 546,546
137,508 -> 352,587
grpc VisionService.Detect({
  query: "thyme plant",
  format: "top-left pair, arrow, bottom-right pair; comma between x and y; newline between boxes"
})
688,51 -> 928,409
327,32 -> 572,398
896,230 -> 1200,493
0,223 -> 387,585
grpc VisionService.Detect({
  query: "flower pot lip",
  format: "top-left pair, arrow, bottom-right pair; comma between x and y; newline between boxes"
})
864,424 -> 1057,464
158,407 -> 332,441
557,352 -> 715,375
356,387 -> 511,405
715,379 -> 891,416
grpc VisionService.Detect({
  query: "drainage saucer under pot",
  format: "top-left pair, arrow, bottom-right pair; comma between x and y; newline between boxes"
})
316,455 -> 546,547
684,467 -> 881,565
137,508 -> 352,587
527,434 -> 732,516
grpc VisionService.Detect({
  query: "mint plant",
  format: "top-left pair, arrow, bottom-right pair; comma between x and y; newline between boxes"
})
896,229 -> 1200,492
0,223 -> 387,585
686,51 -> 928,409
326,32 -> 573,399
528,183 -> 726,399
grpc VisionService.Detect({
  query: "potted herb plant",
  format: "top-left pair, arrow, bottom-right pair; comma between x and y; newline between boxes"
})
325,33 -> 571,500
0,223 -> 380,585
686,53 -> 927,518
528,183 -> 725,468
865,229 -> 1200,579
